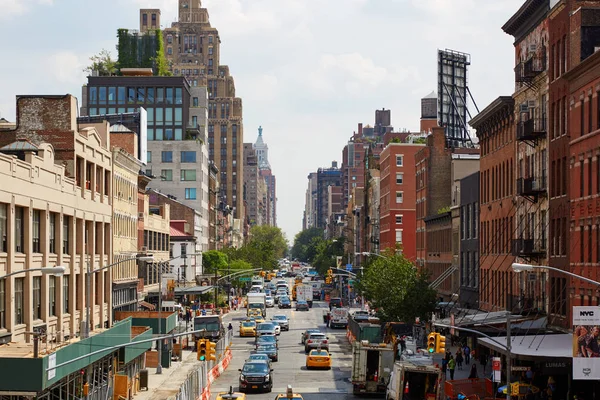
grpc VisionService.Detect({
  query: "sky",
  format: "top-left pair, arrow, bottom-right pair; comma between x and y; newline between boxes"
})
0,0 -> 523,243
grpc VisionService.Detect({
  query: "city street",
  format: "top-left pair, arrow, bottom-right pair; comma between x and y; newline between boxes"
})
210,300 -> 353,399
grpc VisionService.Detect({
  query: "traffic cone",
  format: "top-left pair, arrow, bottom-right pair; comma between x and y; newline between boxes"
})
404,381 -> 409,394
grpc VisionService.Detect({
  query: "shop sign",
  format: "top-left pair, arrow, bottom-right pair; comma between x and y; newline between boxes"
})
541,361 -> 569,375
572,306 -> 600,380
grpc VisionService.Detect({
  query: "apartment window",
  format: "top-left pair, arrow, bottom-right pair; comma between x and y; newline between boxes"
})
0,280 -> 4,329
396,173 -> 404,185
147,151 -> 152,163
49,212 -> 56,253
161,169 -> 173,181
589,157 -> 593,195
151,13 -> 156,26
15,207 -> 24,253
185,188 -> 197,200
33,276 -> 41,320
193,97 -> 199,107
14,278 -> 24,325
181,169 -> 196,181
167,34 -> 172,44
49,276 -> 56,316
165,129 -> 174,140
63,276 -> 69,313
192,116 -> 198,128
395,215 -> 403,224
589,95 -> 593,134
32,209 -> 41,253
166,88 -> 173,104
581,162 -> 585,197
396,191 -> 403,204
395,230 -> 403,244
474,202 -> 479,238
0,204 -> 6,252
63,216 -> 70,254
165,108 -> 173,123
396,155 -> 404,167
162,151 -> 173,163
581,99 -> 585,136
181,151 -> 196,163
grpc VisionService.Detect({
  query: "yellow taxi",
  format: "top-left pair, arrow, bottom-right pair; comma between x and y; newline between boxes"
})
239,320 -> 256,337
248,315 -> 265,324
305,349 -> 332,369
216,387 -> 246,400
274,385 -> 304,399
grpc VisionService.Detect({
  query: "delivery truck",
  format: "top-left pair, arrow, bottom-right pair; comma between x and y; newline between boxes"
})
386,357 -> 442,400
192,315 -> 224,342
351,340 -> 395,396
330,307 -> 349,328
296,284 -> 313,307
246,292 -> 266,317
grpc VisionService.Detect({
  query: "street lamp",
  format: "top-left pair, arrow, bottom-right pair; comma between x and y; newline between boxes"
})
357,252 -> 389,260
511,262 -> 600,286
154,252 -> 202,375
0,266 -> 66,280
82,255 -> 154,340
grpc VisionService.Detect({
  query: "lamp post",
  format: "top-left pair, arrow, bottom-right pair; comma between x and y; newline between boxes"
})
155,252 -> 202,375
0,266 -> 66,280
511,262 -> 600,286
82,255 -> 154,340
357,252 -> 389,260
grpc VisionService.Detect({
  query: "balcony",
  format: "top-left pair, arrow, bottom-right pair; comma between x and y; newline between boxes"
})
512,238 -> 546,258
517,176 -> 547,199
517,117 -> 546,142
515,52 -> 546,83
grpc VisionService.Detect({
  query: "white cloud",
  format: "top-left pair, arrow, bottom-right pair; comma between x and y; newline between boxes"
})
0,0 -> 54,18
46,51 -> 88,85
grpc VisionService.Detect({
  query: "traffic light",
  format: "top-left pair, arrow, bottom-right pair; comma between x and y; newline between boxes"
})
427,333 -> 438,354
325,277 -> 332,284
436,334 -> 446,354
327,269 -> 333,277
206,340 -> 217,361
197,339 -> 207,361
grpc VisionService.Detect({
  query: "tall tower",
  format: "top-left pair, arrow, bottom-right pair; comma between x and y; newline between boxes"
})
253,126 -> 270,169
253,126 -> 276,226
160,0 -> 245,220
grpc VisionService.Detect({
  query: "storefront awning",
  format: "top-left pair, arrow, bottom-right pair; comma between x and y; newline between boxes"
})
139,301 -> 156,310
174,285 -> 214,295
479,334 -> 572,359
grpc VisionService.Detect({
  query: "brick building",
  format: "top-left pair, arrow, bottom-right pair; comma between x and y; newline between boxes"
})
470,96 -> 518,312
564,21 -> 600,310
503,0 -> 550,314
379,141 -> 424,262
459,172 -> 480,308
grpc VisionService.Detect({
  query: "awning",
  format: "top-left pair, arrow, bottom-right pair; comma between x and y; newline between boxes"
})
174,285 -> 214,295
139,301 -> 156,310
479,334 -> 572,360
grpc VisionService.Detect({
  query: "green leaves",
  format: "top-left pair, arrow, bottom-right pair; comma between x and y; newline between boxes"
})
84,49 -> 117,76
202,250 -> 228,274
360,254 -> 437,324
290,228 -> 324,262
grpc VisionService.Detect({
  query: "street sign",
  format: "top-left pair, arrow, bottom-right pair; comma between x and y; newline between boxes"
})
346,263 -> 353,271
239,277 -> 251,282
348,280 -> 354,285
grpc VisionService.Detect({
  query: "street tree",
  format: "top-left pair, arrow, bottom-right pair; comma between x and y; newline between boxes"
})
202,250 -> 228,274
360,253 -> 437,324
291,227 -> 324,262
312,238 -> 345,275
226,226 -> 287,271
228,259 -> 254,288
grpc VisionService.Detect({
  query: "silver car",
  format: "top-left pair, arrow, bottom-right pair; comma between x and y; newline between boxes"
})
271,315 -> 289,331
257,322 -> 278,336
304,332 -> 329,353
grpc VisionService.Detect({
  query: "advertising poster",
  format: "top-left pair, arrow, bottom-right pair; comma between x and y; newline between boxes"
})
162,272 -> 176,302
572,306 -> 600,380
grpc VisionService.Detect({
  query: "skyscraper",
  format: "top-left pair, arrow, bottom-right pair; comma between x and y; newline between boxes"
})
140,0 -> 245,220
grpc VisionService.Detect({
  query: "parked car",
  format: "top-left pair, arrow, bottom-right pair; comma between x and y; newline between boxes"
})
279,297 -> 292,309
265,296 -> 275,308
257,322 -> 277,336
296,300 -> 309,311
272,315 -> 289,331
304,332 -> 329,353
301,329 -> 321,345
255,343 -> 279,362
238,361 -> 274,393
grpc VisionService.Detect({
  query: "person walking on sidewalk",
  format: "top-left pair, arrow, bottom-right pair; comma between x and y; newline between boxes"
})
468,363 -> 478,379
456,349 -> 463,370
463,344 -> 471,364
448,355 -> 456,380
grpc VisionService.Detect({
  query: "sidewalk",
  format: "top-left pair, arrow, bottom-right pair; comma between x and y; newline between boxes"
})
431,345 -> 494,397
134,309 -> 243,400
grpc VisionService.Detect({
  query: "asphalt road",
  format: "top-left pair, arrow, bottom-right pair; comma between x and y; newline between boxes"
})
210,298 -> 354,399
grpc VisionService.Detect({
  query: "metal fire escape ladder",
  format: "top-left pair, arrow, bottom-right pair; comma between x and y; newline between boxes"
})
441,82 -> 475,147
429,264 -> 458,290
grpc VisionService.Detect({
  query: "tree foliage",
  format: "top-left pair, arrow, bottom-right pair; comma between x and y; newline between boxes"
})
202,250 -> 228,274
153,29 -> 172,76
245,226 -> 288,270
312,238 -> 345,275
84,49 -> 117,76
228,259 -> 254,288
290,228 -> 324,262
359,253 -> 437,324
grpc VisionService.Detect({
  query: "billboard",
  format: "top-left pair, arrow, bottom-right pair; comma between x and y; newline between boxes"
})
161,272 -> 176,302
573,306 -> 600,380
437,49 -> 471,148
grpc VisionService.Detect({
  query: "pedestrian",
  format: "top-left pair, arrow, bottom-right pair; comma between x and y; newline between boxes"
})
228,323 -> 233,331
456,349 -> 463,370
468,363 -> 478,379
463,344 -> 471,365
326,312 -> 331,328
448,355 -> 456,380
399,335 -> 407,353
441,357 -> 448,379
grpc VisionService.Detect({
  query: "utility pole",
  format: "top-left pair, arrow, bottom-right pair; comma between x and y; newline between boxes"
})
84,254 -> 91,339
214,267 -> 218,309
506,311 -> 511,388
157,262 -> 164,374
